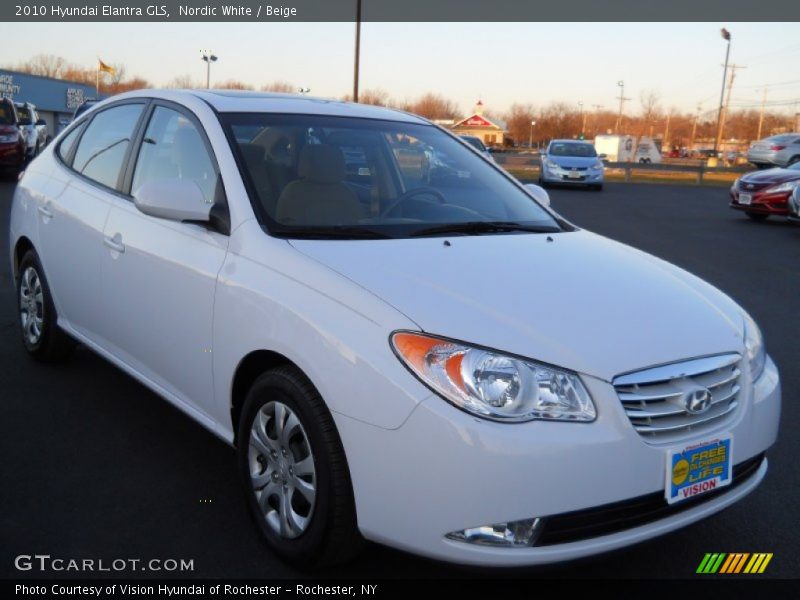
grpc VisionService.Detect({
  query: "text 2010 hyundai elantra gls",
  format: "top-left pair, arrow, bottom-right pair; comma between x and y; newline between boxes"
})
9,90 -> 780,567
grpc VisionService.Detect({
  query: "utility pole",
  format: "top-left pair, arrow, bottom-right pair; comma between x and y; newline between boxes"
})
714,28 -> 732,155
690,105 -> 701,150
715,63 -> 746,155
353,0 -> 362,102
615,81 -> 629,134
756,87 -> 768,140
664,112 -> 671,150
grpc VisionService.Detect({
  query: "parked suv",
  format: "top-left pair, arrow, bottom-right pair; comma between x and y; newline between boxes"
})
15,102 -> 48,159
747,133 -> 800,169
9,90 -> 779,568
0,98 -> 26,176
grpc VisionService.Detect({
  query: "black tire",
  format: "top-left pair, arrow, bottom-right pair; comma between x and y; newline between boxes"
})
591,184 -> 603,192
16,249 -> 75,361
237,366 -> 362,568
746,212 -> 769,221
34,141 -> 40,157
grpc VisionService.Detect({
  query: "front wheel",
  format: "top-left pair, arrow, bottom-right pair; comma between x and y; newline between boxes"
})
237,367 -> 362,568
16,250 -> 75,361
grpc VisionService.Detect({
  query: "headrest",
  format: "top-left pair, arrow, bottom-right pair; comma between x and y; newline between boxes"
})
239,143 -> 265,167
298,145 -> 345,184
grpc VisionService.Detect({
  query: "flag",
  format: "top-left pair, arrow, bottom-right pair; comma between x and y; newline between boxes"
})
98,59 -> 115,74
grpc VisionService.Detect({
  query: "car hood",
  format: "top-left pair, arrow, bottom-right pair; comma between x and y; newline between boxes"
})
289,231 -> 745,381
546,155 -> 599,168
741,168 -> 800,184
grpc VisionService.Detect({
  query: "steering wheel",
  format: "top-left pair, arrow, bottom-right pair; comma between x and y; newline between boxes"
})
380,187 -> 447,218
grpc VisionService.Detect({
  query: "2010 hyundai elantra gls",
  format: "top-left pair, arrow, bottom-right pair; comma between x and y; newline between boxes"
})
8,90 -> 780,568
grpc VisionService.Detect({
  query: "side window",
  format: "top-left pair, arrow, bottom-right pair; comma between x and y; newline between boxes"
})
57,123 -> 85,164
131,106 -> 218,204
72,104 -> 144,189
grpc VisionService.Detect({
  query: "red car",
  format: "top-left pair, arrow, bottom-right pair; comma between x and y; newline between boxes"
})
729,162 -> 800,220
0,98 -> 26,178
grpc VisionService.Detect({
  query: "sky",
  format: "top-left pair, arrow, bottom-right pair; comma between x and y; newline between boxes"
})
1,22 -> 799,117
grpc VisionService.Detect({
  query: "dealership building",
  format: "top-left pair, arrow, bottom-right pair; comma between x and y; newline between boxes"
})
0,69 -> 99,136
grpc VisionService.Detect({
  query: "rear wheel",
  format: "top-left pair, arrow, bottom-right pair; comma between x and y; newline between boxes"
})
16,250 -> 75,361
746,212 -> 769,221
237,367 -> 362,568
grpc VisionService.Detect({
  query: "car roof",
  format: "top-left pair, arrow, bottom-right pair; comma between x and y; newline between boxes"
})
550,139 -> 593,144
109,89 -> 429,125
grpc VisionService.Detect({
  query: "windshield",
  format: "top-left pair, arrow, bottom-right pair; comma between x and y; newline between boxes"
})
0,102 -> 13,125
548,142 -> 597,158
222,113 -> 564,239
16,105 -> 31,123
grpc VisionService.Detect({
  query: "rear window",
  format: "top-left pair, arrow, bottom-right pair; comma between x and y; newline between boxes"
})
16,105 -> 31,123
549,142 -> 597,158
768,135 -> 797,143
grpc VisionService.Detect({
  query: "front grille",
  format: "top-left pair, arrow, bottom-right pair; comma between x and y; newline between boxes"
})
613,354 -> 741,441
738,180 -> 770,192
535,453 -> 764,546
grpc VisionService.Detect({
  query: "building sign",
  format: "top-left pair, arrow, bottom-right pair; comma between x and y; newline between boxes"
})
66,88 -> 86,109
0,73 -> 21,99
459,115 -> 495,128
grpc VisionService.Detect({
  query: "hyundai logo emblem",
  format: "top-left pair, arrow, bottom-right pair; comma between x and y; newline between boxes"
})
746,183 -> 754,189
684,387 -> 713,414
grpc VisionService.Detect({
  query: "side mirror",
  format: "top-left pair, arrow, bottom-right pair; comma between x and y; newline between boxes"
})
36,119 -> 46,127
598,153 -> 607,159
133,179 -> 212,223
524,183 -> 551,207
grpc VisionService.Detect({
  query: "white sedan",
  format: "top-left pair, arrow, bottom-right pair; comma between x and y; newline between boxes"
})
9,90 -> 780,567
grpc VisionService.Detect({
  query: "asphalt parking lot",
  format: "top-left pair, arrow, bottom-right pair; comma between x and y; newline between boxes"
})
1,181 -> 797,579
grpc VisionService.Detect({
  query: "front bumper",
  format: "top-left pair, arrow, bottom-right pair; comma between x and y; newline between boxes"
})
541,165 -> 604,185
729,189 -> 791,215
337,356 -> 780,566
0,142 -> 24,168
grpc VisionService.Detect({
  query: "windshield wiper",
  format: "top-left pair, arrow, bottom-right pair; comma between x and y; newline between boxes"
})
410,221 -> 561,237
271,226 -> 393,240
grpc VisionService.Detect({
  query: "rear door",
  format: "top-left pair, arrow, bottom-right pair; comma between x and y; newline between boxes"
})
98,102 -> 229,416
38,102 -> 146,342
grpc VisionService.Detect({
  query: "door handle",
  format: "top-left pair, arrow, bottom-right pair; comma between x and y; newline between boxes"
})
103,235 -> 125,254
38,205 -> 53,219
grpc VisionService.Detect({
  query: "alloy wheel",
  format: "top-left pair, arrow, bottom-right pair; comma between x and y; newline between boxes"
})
19,266 -> 44,345
248,401 -> 316,539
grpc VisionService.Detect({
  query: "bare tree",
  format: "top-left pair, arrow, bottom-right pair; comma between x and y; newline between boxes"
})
357,88 -> 390,106
215,80 -> 254,90
165,74 -> 199,89
409,93 -> 458,120
261,81 -> 295,93
639,90 -> 662,137
16,54 -> 67,78
502,103 -> 537,145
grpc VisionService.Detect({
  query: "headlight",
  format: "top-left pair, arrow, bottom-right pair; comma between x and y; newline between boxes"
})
743,313 -> 766,381
732,178 -> 740,190
391,331 -> 596,422
590,162 -> 604,170
0,134 -> 17,143
546,159 -> 560,169
765,181 -> 798,194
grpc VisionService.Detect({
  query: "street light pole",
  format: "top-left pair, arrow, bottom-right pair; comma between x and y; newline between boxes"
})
529,120 -> 536,148
353,0 -> 362,102
200,50 -> 218,89
616,81 -> 626,134
578,101 -> 586,137
714,28 -> 731,155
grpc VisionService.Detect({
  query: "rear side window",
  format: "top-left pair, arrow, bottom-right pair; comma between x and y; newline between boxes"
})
57,123 -> 85,164
131,105 -> 218,204
72,104 -> 144,189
